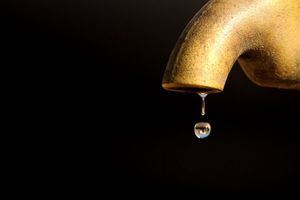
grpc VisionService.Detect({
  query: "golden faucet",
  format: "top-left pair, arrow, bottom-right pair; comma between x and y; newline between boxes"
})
162,0 -> 300,93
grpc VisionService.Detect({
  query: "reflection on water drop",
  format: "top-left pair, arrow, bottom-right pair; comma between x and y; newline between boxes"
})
194,122 -> 211,139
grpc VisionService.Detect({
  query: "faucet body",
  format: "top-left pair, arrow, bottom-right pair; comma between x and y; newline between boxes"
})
162,0 -> 300,93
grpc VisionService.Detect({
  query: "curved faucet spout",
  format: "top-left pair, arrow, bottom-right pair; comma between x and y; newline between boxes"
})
162,0 -> 300,93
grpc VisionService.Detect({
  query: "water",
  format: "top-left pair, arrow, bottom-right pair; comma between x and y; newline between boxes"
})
194,93 -> 211,139
194,122 -> 211,139
199,93 -> 207,116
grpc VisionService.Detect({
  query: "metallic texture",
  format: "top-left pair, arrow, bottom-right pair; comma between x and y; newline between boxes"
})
162,0 -> 300,93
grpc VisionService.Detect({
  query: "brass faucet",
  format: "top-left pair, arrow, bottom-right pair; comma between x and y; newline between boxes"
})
162,0 -> 300,93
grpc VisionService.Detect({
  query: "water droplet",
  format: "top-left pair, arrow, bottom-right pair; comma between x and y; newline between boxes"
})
199,93 -> 207,116
194,93 -> 211,139
194,122 -> 211,139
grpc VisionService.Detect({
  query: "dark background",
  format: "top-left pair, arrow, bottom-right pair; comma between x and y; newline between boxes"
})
2,0 -> 300,195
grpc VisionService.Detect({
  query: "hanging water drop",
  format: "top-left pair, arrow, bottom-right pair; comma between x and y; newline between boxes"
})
199,93 -> 207,116
194,93 -> 211,139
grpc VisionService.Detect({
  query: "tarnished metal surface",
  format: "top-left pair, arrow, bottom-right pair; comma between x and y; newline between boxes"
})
162,0 -> 300,93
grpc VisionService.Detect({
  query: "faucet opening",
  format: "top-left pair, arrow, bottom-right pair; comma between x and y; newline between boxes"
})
162,83 -> 222,94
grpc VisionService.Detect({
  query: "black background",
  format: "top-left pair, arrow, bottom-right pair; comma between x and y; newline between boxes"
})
2,0 -> 300,195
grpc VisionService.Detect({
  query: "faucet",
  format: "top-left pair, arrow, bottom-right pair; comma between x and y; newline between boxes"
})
162,0 -> 300,94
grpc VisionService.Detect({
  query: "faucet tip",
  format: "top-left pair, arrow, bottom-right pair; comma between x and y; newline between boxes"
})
162,82 -> 222,94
